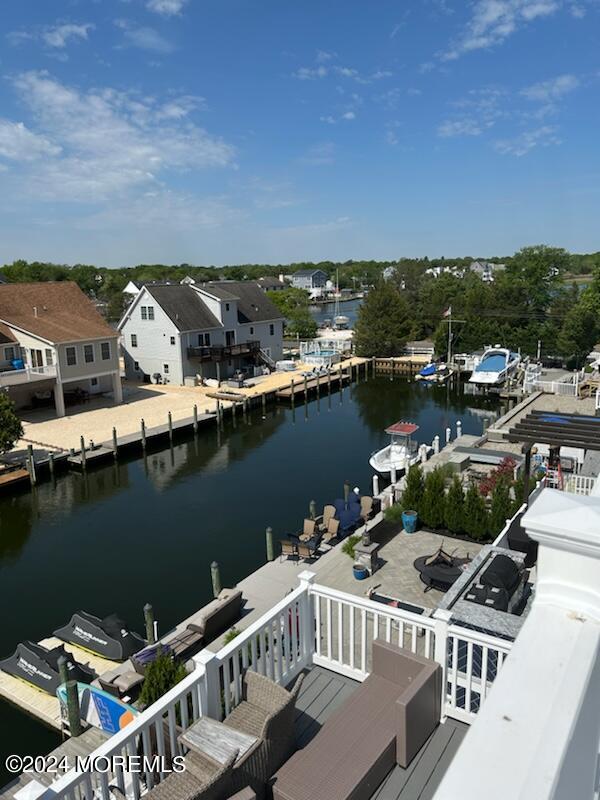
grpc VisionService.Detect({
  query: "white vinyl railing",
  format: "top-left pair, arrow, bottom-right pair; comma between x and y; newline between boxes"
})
562,473 -> 597,495
41,573 -> 513,800
0,364 -> 57,386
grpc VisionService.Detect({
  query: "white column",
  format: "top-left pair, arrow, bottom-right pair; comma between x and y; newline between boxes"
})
372,474 -> 380,496
193,649 -> 221,720
433,435 -> 440,454
112,371 -> 123,404
445,426 -> 451,444
54,382 -> 65,418
298,570 -> 317,667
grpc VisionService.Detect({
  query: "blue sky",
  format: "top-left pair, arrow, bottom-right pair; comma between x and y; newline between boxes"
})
1,0 -> 599,266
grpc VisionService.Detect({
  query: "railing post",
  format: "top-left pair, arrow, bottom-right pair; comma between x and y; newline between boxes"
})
298,571 -> 317,667
193,649 -> 220,720
432,609 -> 452,721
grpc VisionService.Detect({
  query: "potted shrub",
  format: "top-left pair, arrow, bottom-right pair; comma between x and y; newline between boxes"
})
401,465 -> 424,533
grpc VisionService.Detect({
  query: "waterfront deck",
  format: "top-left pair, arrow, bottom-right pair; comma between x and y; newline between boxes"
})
292,666 -> 468,800
0,729 -> 109,800
276,371 -> 350,399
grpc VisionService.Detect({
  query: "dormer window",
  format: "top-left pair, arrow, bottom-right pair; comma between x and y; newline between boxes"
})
225,303 -> 230,312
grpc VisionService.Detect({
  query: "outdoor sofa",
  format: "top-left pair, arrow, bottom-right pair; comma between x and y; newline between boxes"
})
271,639 -> 441,800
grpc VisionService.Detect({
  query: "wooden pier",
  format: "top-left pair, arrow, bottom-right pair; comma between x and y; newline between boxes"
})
373,357 -> 428,376
67,446 -> 115,470
0,468 -> 30,490
276,371 -> 350,399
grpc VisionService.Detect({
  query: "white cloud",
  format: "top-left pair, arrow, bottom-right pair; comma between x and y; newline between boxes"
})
521,73 -> 579,101
42,23 -> 93,48
300,142 -> 335,165
341,111 -> 356,120
442,0 -> 562,60
146,0 -> 188,16
438,118 -> 486,136
320,111 -> 356,124
115,19 -> 174,53
6,71 -> 234,201
316,50 -> 336,63
294,65 -> 328,80
493,125 -> 561,155
0,120 -> 61,161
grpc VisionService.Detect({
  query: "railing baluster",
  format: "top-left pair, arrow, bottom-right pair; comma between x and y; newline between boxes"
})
465,641 -> 473,713
326,597 -> 333,659
349,604 -> 355,670
337,601 -> 343,663
411,625 -> 417,653
127,740 -> 141,800
167,705 -> 178,761
480,646 -> 489,701
450,637 -> 458,710
267,621 -> 275,680
291,601 -> 299,670
361,609 -> 367,673
223,662 -> 232,717
141,727 -> 154,789
425,628 -> 432,659
232,650 -> 241,707
315,594 -> 321,657
385,616 -> 392,642
251,633 -> 258,671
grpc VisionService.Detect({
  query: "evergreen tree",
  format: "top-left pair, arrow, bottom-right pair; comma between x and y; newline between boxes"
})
138,648 -> 187,709
0,392 -> 23,454
353,284 -> 413,357
489,482 -> 512,537
419,468 -> 446,529
463,484 -> 489,541
402,464 -> 424,512
444,475 -> 465,534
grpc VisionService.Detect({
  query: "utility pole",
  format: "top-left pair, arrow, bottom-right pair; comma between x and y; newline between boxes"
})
447,308 -> 452,365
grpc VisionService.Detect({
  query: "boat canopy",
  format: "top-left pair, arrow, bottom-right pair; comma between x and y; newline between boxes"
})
54,611 -> 146,662
385,421 -> 419,436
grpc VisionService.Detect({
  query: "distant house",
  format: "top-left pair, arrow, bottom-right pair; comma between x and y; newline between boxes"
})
403,340 -> 435,358
257,276 -> 287,292
118,280 -> 285,385
180,275 -> 197,285
291,269 -> 328,291
425,265 -> 465,279
123,280 -> 142,297
0,281 -> 122,417
382,266 -> 396,281
470,261 -> 506,283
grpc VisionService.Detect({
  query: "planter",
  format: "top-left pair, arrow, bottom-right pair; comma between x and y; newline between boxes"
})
402,510 -> 418,534
353,564 -> 369,581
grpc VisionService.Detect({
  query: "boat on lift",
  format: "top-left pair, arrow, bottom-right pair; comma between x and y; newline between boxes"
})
468,346 -> 521,386
369,422 -> 431,475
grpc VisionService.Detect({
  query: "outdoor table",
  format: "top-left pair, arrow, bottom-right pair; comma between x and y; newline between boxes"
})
179,716 -> 258,766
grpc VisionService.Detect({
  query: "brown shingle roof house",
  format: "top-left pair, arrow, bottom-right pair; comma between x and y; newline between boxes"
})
0,281 -> 116,343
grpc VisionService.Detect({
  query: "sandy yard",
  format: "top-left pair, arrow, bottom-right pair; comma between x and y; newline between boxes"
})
12,357 -> 368,454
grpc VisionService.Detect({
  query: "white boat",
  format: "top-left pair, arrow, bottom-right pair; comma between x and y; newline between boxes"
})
369,421 -> 431,475
414,362 -> 455,384
468,346 -> 521,386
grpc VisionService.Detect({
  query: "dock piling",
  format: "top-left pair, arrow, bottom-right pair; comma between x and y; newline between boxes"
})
456,420 -> 462,439
265,526 -> 274,562
262,393 -> 267,416
303,375 -> 308,404
433,435 -> 440,455
372,474 -> 379,496
168,411 -> 173,443
445,426 -> 451,444
58,656 -> 82,737
290,379 -> 295,410
141,418 -> 147,450
242,397 -> 248,422
27,444 -> 36,486
80,436 -> 87,471
48,451 -> 55,479
210,561 -> 222,598
482,417 -> 489,432
372,356 -> 376,377
390,465 -> 397,486
193,405 -> 199,433
327,369 -> 332,396
144,603 -> 156,645
112,427 -> 118,459
309,499 -> 317,520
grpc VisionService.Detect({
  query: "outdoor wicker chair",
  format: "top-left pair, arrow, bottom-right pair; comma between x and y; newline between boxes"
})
298,519 -> 316,541
224,671 -> 304,799
317,505 -> 336,532
279,539 -> 298,562
360,496 -> 374,522
322,517 -> 340,545
118,749 -> 237,800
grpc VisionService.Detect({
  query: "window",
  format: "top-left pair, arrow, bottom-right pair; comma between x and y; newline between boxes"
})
45,349 -> 53,366
163,363 -> 169,374
84,344 -> 94,363
250,327 -> 254,335
148,306 -> 155,320
5,346 -> 15,361
66,346 -> 77,366
131,334 -> 138,348
198,333 -> 211,346
141,306 -> 147,320
91,377 -> 98,386
269,324 -> 274,336
170,336 -> 176,345
101,342 -> 111,360
134,360 -> 140,371
225,303 -> 230,312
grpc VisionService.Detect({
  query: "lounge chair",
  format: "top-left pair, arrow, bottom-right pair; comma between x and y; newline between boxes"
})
316,505 -> 336,532
360,496 -> 374,522
413,547 -> 470,593
223,671 -> 304,799
279,539 -> 298,562
321,517 -> 340,546
296,538 -> 321,561
298,519 -> 316,541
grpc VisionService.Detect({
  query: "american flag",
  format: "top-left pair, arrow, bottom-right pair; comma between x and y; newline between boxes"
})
443,306 -> 452,317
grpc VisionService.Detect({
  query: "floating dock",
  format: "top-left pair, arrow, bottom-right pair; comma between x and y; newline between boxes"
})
0,638 -> 120,731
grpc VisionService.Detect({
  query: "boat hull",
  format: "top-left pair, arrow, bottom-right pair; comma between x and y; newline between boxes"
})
369,447 -> 430,475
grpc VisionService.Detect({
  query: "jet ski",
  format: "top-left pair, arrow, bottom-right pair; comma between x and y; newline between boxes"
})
54,611 -> 146,661
0,641 -> 96,695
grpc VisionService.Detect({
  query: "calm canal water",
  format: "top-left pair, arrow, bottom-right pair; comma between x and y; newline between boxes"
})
0,376 -> 498,777
309,297 -> 362,327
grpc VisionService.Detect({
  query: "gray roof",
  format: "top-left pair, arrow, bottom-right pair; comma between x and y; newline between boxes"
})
257,277 -> 284,288
207,281 -> 284,323
292,269 -> 327,277
198,284 -> 239,301
145,285 -> 221,331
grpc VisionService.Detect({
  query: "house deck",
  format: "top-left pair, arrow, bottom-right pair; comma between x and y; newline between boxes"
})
293,666 -> 468,800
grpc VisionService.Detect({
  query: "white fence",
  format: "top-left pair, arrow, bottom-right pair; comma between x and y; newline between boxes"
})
0,365 -> 57,387
41,575 -> 513,800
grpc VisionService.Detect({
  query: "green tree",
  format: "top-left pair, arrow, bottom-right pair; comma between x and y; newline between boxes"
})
489,482 -> 512,537
463,484 -> 489,541
444,476 -> 465,534
0,392 -> 23,454
402,464 -> 424,512
419,468 -> 446,529
558,299 -> 600,367
138,648 -> 187,708
285,311 -> 317,339
353,284 -> 413,357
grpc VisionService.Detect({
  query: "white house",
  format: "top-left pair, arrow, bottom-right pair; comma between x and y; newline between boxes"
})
118,280 -> 285,385
470,261 -> 506,283
0,281 -> 122,417
291,269 -> 328,292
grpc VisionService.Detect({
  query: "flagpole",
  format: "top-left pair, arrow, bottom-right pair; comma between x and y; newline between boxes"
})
447,307 -> 452,365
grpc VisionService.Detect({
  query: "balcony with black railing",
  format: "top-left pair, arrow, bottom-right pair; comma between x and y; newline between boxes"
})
187,340 -> 261,361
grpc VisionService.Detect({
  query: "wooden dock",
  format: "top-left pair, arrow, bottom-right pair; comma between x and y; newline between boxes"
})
276,371 -> 350,399
67,446 -> 115,470
373,357 -> 428,376
0,728 -> 109,800
0,638 -> 120,731
0,468 -> 29,489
